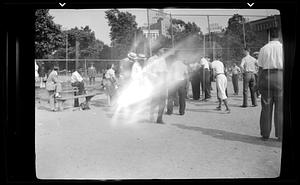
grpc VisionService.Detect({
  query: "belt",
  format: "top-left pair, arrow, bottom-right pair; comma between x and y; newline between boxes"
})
216,73 -> 224,76
263,69 -> 283,72
245,71 -> 254,73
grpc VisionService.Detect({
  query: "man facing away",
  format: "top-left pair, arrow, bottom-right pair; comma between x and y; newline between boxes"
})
200,56 -> 212,101
87,63 -> 97,85
146,49 -> 168,124
211,56 -> 230,113
71,68 -> 85,107
166,52 -> 188,115
231,63 -> 241,95
240,47 -> 258,108
257,28 -> 283,141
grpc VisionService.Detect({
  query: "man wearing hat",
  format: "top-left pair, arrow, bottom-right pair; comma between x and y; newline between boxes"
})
87,63 -> 97,85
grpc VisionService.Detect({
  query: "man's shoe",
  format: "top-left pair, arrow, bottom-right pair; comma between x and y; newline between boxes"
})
260,136 -> 269,141
240,105 -> 247,108
216,106 -> 221,111
225,109 -> 231,113
252,104 -> 258,107
156,120 -> 165,124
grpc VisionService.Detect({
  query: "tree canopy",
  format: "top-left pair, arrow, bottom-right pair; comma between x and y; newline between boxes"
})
105,9 -> 139,59
35,9 -> 63,59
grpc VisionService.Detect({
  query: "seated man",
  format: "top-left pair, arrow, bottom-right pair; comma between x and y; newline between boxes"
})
71,68 -> 85,95
71,68 -> 86,107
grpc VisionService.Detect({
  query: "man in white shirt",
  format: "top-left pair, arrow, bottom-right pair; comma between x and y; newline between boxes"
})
71,68 -> 85,107
257,28 -> 283,141
231,63 -> 241,95
200,57 -> 212,100
148,49 -> 168,124
211,57 -> 230,113
166,53 -> 188,115
240,48 -> 258,107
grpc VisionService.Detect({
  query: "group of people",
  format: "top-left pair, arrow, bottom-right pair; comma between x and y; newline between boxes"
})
38,27 -> 283,141
100,48 -> 231,124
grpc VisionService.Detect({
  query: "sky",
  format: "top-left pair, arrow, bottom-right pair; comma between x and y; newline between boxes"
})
49,9 -> 280,45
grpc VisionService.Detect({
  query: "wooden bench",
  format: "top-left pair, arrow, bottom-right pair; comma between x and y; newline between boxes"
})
55,93 -> 97,111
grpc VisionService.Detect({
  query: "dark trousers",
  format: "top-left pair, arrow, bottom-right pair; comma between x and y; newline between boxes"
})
71,81 -> 85,107
150,93 -> 167,123
254,73 -> 260,97
203,69 -> 211,99
199,68 -> 204,97
167,80 -> 187,115
89,77 -> 95,85
232,74 -> 239,94
191,71 -> 200,100
259,70 -> 283,139
242,72 -> 257,106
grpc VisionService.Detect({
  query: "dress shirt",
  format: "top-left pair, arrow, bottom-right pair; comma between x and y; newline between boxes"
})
171,60 -> 188,81
131,62 -> 143,80
258,40 -> 283,69
71,71 -> 83,83
232,66 -> 241,75
105,68 -> 116,79
211,60 -> 225,74
200,57 -> 210,69
240,55 -> 258,73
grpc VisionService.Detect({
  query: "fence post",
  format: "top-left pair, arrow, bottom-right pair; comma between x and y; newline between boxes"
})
85,59 -> 87,77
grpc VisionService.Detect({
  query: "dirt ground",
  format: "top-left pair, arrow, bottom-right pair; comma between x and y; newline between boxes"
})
35,78 -> 282,179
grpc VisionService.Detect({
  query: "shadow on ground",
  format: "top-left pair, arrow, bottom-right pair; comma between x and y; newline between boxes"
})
171,123 -> 282,148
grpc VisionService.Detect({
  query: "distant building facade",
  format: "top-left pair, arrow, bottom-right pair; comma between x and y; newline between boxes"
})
248,15 -> 282,43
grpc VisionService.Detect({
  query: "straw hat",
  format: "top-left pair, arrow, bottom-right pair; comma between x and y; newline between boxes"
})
127,52 -> 138,60
138,53 -> 146,59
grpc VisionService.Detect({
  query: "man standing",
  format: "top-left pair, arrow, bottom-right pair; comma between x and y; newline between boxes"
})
147,49 -> 168,124
200,56 -> 212,100
253,51 -> 261,98
38,62 -> 47,88
231,63 -> 241,95
46,66 -> 62,111
87,63 -> 97,85
211,56 -> 230,113
167,53 -> 188,115
189,61 -> 201,100
257,28 -> 283,141
240,48 -> 258,108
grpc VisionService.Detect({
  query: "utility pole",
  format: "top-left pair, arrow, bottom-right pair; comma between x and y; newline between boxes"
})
147,9 -> 152,57
170,13 -> 174,48
242,18 -> 246,48
207,16 -> 212,58
203,33 -> 205,57
65,33 -> 68,73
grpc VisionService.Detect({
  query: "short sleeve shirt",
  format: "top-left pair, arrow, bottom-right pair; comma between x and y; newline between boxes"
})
211,60 -> 225,74
258,40 -> 283,69
200,58 -> 210,69
240,55 -> 258,72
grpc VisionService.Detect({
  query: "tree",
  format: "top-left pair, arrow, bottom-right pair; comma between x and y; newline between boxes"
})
222,14 -> 265,63
169,19 -> 202,45
105,9 -> 138,59
35,9 -> 64,59
52,26 -> 104,59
